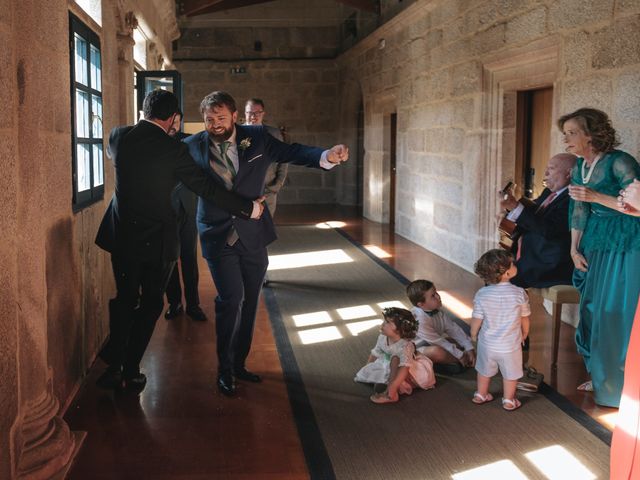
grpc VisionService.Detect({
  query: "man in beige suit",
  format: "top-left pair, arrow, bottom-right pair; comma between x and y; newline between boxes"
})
244,98 -> 288,216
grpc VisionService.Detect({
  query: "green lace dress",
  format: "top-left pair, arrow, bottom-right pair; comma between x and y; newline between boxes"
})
570,150 -> 640,407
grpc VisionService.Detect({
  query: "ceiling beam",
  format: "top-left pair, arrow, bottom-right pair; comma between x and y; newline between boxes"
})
334,0 -> 378,12
181,0 -> 277,17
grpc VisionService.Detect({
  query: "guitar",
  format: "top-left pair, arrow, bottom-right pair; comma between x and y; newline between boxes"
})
498,182 -> 535,250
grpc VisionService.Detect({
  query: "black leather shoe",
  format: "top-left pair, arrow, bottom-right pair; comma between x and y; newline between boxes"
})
217,373 -> 236,396
122,373 -> 147,392
186,305 -> 207,322
234,368 -> 262,383
164,303 -> 184,319
96,367 -> 122,389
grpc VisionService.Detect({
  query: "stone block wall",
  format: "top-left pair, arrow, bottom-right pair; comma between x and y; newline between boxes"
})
0,0 -> 179,477
338,0 -> 640,271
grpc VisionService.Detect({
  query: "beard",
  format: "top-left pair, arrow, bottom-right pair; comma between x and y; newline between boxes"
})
207,124 -> 234,143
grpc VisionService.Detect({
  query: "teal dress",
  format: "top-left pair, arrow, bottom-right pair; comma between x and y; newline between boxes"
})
571,150 -> 640,407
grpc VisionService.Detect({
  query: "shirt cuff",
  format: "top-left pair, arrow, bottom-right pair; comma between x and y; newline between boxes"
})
319,150 -> 338,170
251,201 -> 262,219
506,202 -> 524,222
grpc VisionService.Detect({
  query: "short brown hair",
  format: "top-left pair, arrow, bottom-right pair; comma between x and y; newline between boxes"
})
200,90 -> 237,114
557,108 -> 619,153
474,249 -> 513,285
382,307 -> 418,339
406,279 -> 434,306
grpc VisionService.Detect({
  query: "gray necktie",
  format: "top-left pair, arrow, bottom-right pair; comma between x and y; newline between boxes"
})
208,140 -> 239,246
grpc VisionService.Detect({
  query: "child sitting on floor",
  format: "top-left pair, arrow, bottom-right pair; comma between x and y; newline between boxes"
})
406,279 -> 476,370
471,249 -> 530,411
355,307 -> 435,404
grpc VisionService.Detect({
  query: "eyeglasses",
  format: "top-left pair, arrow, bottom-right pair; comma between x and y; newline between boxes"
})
245,111 -> 264,117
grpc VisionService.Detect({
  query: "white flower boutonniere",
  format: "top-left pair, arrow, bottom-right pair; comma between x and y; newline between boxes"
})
239,138 -> 252,151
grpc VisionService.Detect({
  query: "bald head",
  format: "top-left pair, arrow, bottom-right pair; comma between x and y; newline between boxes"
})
544,153 -> 577,192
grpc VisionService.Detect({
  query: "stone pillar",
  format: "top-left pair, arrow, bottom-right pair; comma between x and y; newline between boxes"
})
11,1 -> 78,478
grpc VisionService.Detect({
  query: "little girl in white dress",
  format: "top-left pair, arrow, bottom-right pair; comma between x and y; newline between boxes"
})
355,307 -> 435,403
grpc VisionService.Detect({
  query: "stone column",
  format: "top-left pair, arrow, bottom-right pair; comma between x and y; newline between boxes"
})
12,1 -> 78,478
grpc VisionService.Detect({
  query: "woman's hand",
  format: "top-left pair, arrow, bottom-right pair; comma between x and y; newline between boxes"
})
571,251 -> 588,272
568,185 -> 600,203
618,179 -> 640,216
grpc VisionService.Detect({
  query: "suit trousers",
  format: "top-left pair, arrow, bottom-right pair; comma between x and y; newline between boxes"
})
206,241 -> 268,374
165,212 -> 200,308
101,255 -> 175,377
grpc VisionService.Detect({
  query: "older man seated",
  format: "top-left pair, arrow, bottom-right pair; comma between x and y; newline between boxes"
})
500,153 -> 577,288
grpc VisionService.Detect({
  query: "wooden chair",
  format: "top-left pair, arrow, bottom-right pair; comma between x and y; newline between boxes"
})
535,285 -> 581,369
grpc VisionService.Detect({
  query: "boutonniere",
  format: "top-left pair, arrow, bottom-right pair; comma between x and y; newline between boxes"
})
239,137 -> 252,151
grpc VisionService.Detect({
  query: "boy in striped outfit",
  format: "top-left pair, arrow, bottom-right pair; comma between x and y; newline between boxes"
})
470,249 -> 531,411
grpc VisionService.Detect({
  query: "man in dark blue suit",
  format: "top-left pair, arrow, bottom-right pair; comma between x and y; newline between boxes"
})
95,90 -> 264,392
185,91 -> 348,396
500,153 -> 577,288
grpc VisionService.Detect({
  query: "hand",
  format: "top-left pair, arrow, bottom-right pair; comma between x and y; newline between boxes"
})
327,144 -> 349,164
568,185 -> 600,203
250,195 -> 266,219
500,192 -> 519,211
618,179 -> 640,215
571,251 -> 588,272
460,350 -> 476,368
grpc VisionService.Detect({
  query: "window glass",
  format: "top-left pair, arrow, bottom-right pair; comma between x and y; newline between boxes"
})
76,90 -> 90,138
74,34 -> 88,86
76,144 -> 91,192
90,44 -> 101,92
91,95 -> 102,138
93,144 -> 103,187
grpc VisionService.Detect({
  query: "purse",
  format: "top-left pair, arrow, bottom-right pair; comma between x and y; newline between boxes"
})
516,366 -> 544,392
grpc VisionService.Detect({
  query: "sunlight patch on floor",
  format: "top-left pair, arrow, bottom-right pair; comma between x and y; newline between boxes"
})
525,445 -> 596,479
452,460 -> 528,479
292,311 -> 333,327
315,221 -> 347,229
298,326 -> 342,345
364,244 -> 392,258
336,305 -> 377,320
377,300 -> 409,310
439,290 -> 473,320
345,319 -> 383,336
268,249 -> 353,270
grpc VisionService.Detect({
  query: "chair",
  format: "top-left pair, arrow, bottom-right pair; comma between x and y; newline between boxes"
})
535,285 -> 580,369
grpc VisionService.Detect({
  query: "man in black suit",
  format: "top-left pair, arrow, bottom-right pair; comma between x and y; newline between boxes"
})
500,153 -> 577,288
185,91 -> 348,396
95,90 -> 263,391
164,110 -> 208,322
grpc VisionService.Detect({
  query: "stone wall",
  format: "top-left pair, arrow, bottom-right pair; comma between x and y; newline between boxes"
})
338,0 -> 640,271
0,0 -> 179,477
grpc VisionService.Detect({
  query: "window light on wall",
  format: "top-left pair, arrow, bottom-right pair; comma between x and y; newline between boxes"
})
133,28 -> 148,70
74,0 -> 102,26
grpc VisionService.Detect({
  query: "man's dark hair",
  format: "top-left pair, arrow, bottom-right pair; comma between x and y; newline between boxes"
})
142,89 -> 179,121
200,91 -> 237,114
246,98 -> 265,109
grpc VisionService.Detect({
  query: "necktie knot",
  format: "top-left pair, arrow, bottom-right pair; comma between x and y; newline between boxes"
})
219,141 -> 231,156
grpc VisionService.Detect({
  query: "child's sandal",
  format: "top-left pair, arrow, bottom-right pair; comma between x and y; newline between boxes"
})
502,397 -> 522,411
472,392 -> 494,404
370,392 -> 398,404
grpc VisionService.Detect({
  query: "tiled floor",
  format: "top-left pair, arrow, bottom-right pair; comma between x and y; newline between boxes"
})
64,204 -> 614,478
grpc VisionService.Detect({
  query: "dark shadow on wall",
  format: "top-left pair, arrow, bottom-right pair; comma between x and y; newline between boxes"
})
46,218 -> 83,408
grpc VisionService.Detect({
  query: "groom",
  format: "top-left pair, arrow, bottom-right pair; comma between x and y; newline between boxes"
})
185,91 -> 348,396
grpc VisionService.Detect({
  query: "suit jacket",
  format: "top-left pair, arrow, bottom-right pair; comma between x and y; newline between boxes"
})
95,121 -> 253,263
511,188 -> 573,288
262,124 -> 289,213
184,124 -> 325,258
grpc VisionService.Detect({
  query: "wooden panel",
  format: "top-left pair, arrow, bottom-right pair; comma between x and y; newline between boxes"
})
529,87 -> 553,198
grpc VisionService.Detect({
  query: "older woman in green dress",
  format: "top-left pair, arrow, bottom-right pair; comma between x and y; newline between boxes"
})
559,107 -> 640,408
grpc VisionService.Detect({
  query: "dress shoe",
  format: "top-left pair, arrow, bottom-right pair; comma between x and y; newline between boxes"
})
164,303 -> 183,319
186,305 -> 207,322
217,373 -> 236,396
96,367 -> 122,389
122,373 -> 147,392
234,368 -> 262,383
